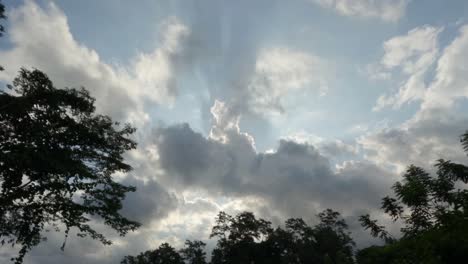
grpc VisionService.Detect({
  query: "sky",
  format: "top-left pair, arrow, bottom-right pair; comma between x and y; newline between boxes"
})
1,0 -> 468,263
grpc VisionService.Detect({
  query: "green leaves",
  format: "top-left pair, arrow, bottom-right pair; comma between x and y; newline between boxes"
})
0,69 -> 140,263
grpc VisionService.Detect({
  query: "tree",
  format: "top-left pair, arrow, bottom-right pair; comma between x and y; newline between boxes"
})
121,241 -> 205,264
210,211 -> 273,264
0,69 -> 140,263
263,218 -> 316,264
358,131 -> 468,263
0,0 -> 5,37
121,243 -> 185,264
1,0 -> 6,71
123,209 -> 356,264
180,240 -> 207,264
312,209 -> 355,264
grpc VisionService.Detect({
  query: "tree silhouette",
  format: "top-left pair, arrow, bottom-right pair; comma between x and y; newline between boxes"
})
210,211 -> 273,264
0,0 -> 6,71
313,209 -> 355,264
358,131 -> 468,263
0,0 -> 5,37
180,240 -> 208,264
123,209 -> 356,264
0,69 -> 140,263
121,243 -> 185,264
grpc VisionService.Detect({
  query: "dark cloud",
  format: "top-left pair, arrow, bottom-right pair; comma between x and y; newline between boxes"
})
153,103 -> 395,221
360,108 -> 468,172
120,176 -> 178,225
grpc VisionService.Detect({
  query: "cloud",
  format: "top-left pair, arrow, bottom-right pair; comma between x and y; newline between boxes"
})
0,0 -> 328,125
371,26 -> 443,110
246,47 -> 329,115
0,1 -> 190,125
361,25 -> 468,174
422,25 -> 468,110
380,26 -> 441,72
359,108 -> 468,173
283,132 -> 358,158
310,0 -> 409,22
371,24 -> 468,111
119,176 -> 178,225
131,17 -> 190,104
154,100 -> 395,224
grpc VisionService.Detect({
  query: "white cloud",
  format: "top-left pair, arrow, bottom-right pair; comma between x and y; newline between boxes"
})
422,25 -> 468,110
361,21 -> 468,167
247,47 -> 329,115
132,17 -> 190,104
0,1 -> 190,125
381,26 -> 442,73
372,26 -> 443,110
310,0 -> 409,22
363,25 -> 468,172
0,2 -> 194,262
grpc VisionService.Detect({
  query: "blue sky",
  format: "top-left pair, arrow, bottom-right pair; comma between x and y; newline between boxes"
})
46,0 -> 466,149
1,0 -> 468,263
2,0 -> 465,148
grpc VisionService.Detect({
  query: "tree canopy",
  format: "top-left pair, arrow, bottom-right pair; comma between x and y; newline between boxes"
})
0,69 -> 140,263
0,0 -> 6,71
122,209 -> 355,264
358,131 -> 468,263
121,242 -> 186,264
0,0 -> 5,37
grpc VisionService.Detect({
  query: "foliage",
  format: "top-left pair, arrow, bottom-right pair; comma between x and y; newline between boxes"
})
210,211 -> 273,264
180,240 -> 208,264
0,69 -> 140,263
0,0 -> 6,71
312,209 -> 355,264
0,0 -> 5,37
122,240 -> 207,264
121,243 -> 185,264
358,131 -> 468,263
123,209 -> 355,264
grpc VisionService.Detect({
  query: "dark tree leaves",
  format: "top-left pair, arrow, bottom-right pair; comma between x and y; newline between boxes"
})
179,240 -> 207,264
358,130 -> 468,263
121,243 -> 184,264
0,0 -> 5,37
0,69 -> 140,263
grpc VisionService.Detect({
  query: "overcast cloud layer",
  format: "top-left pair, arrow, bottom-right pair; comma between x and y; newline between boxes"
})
1,0 -> 468,263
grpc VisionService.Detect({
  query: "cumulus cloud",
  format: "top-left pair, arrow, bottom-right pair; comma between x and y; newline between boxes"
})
359,108 -> 468,173
154,100 -> 395,224
310,0 -> 409,22
0,1 -> 190,125
361,24 -> 468,173
372,24 -> 468,111
119,176 -> 178,225
284,132 -> 358,158
372,26 -> 443,110
422,25 -> 468,110
6,0 -> 330,131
